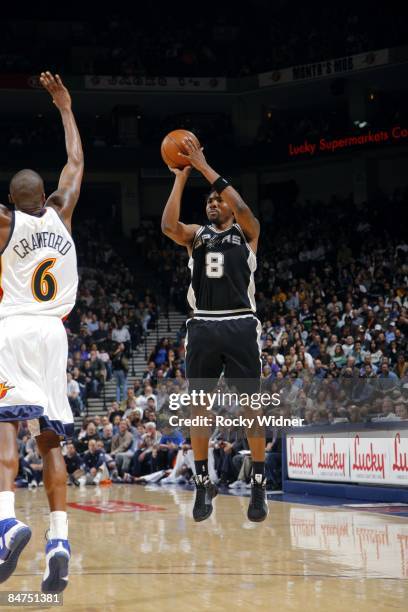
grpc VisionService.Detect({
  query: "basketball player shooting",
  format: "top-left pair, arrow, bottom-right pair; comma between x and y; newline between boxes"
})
0,72 -> 83,592
161,136 -> 268,523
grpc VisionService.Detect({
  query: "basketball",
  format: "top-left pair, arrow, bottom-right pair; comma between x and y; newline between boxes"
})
161,129 -> 201,169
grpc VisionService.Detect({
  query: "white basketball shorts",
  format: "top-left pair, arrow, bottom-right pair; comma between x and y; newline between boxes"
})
0,315 -> 73,438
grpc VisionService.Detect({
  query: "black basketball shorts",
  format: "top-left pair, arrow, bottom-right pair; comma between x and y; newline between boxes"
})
185,315 -> 262,393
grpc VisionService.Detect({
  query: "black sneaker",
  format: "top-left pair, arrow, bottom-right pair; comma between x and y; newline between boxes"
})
69,475 -> 80,487
247,474 -> 269,522
192,474 -> 218,522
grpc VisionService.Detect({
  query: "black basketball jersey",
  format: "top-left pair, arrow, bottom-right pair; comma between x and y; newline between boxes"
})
187,223 -> 257,316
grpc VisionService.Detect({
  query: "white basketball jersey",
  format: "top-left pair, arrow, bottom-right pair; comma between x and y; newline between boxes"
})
0,207 -> 78,319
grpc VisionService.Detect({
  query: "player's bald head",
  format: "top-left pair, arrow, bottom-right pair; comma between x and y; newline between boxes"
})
9,169 -> 46,211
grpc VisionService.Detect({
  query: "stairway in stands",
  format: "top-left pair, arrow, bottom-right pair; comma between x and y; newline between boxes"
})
73,310 -> 187,426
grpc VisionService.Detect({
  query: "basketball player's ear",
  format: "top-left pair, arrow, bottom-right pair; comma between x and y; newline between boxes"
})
8,193 -> 13,205
41,192 -> 46,205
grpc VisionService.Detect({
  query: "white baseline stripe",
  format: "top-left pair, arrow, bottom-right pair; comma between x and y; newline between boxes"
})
194,308 -> 255,314
193,314 -> 257,321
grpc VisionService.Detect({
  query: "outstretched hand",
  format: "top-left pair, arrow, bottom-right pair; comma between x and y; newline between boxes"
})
40,71 -> 71,112
178,135 -> 207,172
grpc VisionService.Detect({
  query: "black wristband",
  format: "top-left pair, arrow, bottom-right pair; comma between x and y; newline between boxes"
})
211,176 -> 230,194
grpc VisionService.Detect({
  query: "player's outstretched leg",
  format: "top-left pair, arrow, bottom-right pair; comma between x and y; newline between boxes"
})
0,423 -> 32,583
192,459 -> 218,522
37,431 -> 70,593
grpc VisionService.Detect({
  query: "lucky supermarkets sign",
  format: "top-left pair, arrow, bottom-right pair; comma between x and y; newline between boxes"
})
288,125 -> 408,158
287,429 -> 408,485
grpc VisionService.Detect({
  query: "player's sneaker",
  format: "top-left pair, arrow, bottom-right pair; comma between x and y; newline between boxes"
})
247,474 -> 269,522
41,538 -> 71,593
68,474 -> 80,487
0,518 -> 32,583
192,474 -> 218,522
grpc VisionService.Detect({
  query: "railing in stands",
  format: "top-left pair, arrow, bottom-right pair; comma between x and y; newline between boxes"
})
102,381 -> 106,411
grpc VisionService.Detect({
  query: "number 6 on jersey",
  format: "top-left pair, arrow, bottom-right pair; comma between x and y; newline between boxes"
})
32,258 -> 58,302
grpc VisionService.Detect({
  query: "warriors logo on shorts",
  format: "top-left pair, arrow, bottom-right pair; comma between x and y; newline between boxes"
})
0,381 -> 15,400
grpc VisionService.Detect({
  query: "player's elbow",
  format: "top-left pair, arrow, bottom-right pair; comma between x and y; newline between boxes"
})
160,221 -> 169,236
68,153 -> 84,170
161,221 -> 176,237
73,157 -> 84,170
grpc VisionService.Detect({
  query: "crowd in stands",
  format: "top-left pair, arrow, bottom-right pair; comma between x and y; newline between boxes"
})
16,381 -> 283,490
63,220 -> 158,413
136,187 -> 408,432
2,4 -> 407,77
13,185 -> 408,491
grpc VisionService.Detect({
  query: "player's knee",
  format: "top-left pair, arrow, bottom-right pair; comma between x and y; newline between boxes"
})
0,451 -> 19,470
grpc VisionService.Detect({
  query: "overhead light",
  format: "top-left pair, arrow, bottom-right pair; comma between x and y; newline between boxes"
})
353,120 -> 368,128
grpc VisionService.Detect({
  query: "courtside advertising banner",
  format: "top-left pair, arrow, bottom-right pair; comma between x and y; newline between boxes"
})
287,429 -> 408,485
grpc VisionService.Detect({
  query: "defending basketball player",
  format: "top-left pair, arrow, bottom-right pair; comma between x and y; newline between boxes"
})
161,135 -> 268,523
0,72 -> 83,592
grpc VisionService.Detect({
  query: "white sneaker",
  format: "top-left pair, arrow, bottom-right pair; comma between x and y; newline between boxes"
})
0,519 -> 32,583
41,538 -> 70,593
229,480 -> 245,489
161,476 -> 177,484
28,481 -> 38,490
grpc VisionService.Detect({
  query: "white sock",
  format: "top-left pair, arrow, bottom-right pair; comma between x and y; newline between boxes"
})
0,491 -> 16,520
49,511 -> 68,540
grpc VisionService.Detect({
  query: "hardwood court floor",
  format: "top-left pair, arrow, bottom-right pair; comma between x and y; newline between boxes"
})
5,484 -> 408,611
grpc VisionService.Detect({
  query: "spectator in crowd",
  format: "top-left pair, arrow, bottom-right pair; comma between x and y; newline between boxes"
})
111,420 -> 134,477
75,421 -> 100,454
101,423 -> 114,453
157,425 -> 183,470
128,421 -> 161,477
23,440 -> 43,490
111,342 -> 129,401
81,439 -> 105,485
67,372 -> 83,417
112,318 -> 132,356
64,443 -> 84,486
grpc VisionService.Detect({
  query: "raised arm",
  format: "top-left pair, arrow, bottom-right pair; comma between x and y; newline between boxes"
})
40,72 -> 84,232
161,165 -> 200,251
178,137 -> 260,249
